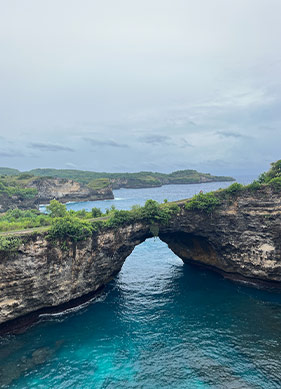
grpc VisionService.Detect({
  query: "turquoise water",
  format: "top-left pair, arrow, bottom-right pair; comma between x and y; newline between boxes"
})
2,179 -> 281,388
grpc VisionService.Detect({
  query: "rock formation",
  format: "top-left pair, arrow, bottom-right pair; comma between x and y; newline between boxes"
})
0,177 -> 114,212
0,186 -> 280,329
27,177 -> 114,204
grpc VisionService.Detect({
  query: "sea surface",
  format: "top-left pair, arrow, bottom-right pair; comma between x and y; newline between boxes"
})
2,177 -> 281,388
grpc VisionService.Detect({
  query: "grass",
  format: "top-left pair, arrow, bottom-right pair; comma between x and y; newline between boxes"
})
0,200 -> 180,243
1,159 -> 281,240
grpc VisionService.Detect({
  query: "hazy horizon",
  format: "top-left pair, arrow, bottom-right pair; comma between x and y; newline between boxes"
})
1,0 -> 280,176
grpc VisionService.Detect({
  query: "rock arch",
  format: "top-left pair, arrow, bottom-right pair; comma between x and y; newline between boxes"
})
1,187 -> 281,329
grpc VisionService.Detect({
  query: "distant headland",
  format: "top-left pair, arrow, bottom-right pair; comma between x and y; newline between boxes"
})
0,167 -> 234,212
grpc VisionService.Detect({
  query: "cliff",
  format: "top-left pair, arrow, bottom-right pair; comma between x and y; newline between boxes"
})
27,168 -> 234,189
0,176 -> 114,212
27,177 -> 113,203
0,186 -> 280,330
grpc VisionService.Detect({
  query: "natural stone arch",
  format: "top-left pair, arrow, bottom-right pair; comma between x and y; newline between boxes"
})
1,186 -> 281,330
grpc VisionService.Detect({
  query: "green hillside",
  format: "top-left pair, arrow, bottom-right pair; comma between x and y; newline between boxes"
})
27,168 -> 234,188
0,167 -> 20,176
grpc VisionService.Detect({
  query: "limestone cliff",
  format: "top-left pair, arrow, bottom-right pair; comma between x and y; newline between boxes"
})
0,186 -> 281,329
0,177 -> 114,212
27,177 -> 114,204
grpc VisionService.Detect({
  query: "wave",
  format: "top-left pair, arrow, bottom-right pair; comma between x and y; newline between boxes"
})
38,293 -> 108,320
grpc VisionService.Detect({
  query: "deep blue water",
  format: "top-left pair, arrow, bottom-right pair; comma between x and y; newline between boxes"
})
2,178 -> 281,388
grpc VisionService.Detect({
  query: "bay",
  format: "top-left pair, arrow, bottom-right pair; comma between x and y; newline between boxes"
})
2,177 -> 281,388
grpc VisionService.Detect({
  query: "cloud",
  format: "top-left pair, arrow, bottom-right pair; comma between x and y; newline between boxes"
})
215,131 -> 249,139
65,162 -> 77,168
29,143 -> 74,152
139,135 -> 172,145
139,135 -> 193,148
0,149 -> 27,158
83,138 -> 129,148
179,138 -> 193,148
194,88 -> 275,111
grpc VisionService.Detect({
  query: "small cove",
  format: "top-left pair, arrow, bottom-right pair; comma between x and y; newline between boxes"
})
2,179 -> 281,388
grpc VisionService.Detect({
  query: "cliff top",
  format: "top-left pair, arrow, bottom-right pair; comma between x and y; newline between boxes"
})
0,166 -> 234,187
1,159 -> 281,245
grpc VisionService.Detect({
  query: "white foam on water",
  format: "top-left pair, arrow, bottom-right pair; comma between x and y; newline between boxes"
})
38,293 -> 108,320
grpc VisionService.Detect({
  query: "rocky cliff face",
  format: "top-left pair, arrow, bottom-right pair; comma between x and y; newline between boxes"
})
0,187 -> 280,329
0,223 -> 151,328
0,178 -> 114,212
0,194 -> 36,212
160,187 -> 281,284
27,177 -> 114,203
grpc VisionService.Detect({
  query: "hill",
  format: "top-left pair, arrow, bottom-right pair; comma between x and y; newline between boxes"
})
27,168 -> 234,189
0,174 -> 113,212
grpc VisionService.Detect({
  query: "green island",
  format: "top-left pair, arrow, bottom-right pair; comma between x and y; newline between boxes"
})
0,166 -> 234,189
1,160 -> 280,251
0,167 -> 234,213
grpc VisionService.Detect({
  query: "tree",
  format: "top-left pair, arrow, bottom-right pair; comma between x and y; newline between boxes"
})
46,199 -> 67,218
91,207 -> 102,218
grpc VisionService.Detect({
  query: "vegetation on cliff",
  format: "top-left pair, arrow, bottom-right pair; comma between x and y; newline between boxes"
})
0,166 -> 234,213
0,198 -> 180,242
0,173 -> 114,213
184,160 -> 281,213
258,159 -> 281,189
185,192 -> 221,213
105,200 -> 180,228
0,175 -> 38,200
0,209 -> 51,232
0,236 -> 22,251
47,215 -> 94,245
45,199 -> 180,245
87,178 -> 111,191
1,160 -> 281,238
27,167 -> 234,188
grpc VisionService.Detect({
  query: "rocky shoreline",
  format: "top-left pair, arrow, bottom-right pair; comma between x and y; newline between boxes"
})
0,177 -> 114,212
0,186 -> 281,332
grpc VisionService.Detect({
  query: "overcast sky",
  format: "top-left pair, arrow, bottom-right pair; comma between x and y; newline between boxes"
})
0,0 -> 280,176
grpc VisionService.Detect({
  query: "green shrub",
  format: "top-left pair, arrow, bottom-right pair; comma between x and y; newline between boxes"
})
75,209 -> 87,218
142,200 -> 161,220
17,173 -> 34,180
46,199 -> 67,218
259,160 -> 281,183
106,209 -> 132,227
87,178 -> 111,190
91,207 -> 103,218
104,200 -> 179,228
141,200 -> 179,224
91,220 -> 105,231
0,236 -> 22,251
185,192 -> 221,213
268,177 -> 281,190
47,215 -> 93,243
224,182 -> 244,195
4,187 -> 38,199
246,180 -> 261,191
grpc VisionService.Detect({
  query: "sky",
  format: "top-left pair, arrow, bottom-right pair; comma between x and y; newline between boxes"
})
0,0 -> 281,176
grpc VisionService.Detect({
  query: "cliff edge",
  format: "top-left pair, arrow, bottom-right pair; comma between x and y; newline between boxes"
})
0,185 -> 280,328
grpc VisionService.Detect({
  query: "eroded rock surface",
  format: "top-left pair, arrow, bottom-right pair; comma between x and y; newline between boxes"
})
27,177 -> 114,203
0,187 -> 281,326
0,177 -> 114,212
